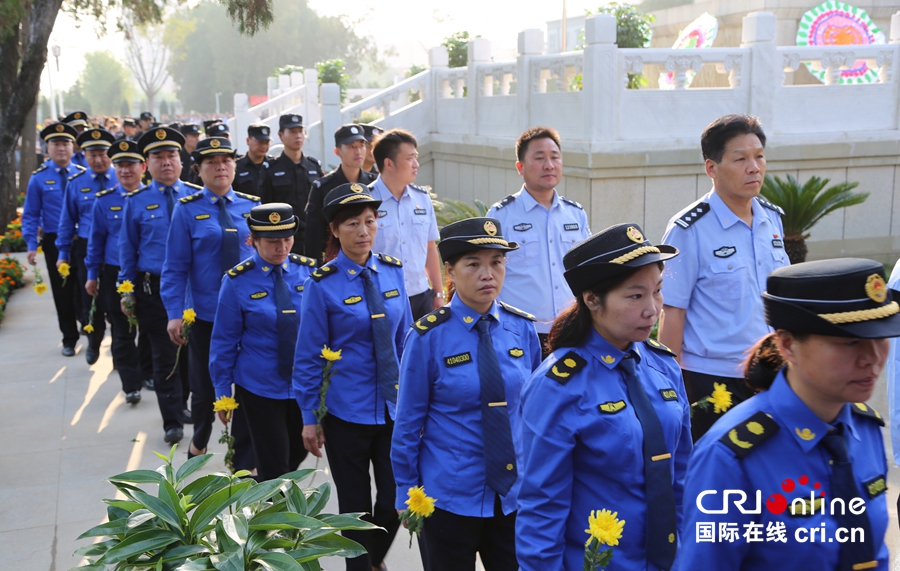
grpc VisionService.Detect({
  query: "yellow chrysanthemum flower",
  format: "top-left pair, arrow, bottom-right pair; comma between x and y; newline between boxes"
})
182,308 -> 197,324
213,395 -> 239,412
84,324 -> 94,334
405,486 -> 436,517
34,283 -> 47,295
117,280 -> 135,294
321,346 -> 342,362
709,382 -> 733,415
36,246 -> 43,254
58,262 -> 70,277
585,509 -> 625,547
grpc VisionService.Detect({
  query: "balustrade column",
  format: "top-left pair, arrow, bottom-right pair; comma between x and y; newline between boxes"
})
516,29 -> 543,132
741,12 -> 778,129
467,38 -> 491,137
582,14 -> 618,143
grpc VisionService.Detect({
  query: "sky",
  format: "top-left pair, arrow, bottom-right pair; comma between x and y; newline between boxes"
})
42,0 -> 599,94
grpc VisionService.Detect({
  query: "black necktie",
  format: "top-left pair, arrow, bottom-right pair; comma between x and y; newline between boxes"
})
821,423 -> 875,571
164,186 -> 175,221
618,354 -> 678,570
476,318 -> 517,496
359,268 -> 399,403
218,198 -> 240,275
273,266 -> 298,382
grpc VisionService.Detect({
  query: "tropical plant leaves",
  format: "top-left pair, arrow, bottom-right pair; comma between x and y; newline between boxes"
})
760,174 -> 867,238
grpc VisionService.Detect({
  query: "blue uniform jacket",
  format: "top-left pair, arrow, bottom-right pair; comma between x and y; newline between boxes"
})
71,151 -> 87,170
56,168 -> 117,259
678,371 -> 889,571
118,179 -> 196,284
210,251 -> 316,400
160,187 -> 257,322
391,297 -> 541,517
21,160 -> 85,251
85,184 -> 130,280
886,261 -> 900,466
517,331 -> 692,571
293,250 -> 412,426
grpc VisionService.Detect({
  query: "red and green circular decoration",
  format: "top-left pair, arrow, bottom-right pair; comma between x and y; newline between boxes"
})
796,1 -> 885,84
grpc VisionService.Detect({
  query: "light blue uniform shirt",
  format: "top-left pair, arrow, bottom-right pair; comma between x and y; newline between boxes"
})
21,160 -> 83,251
210,251 -> 316,400
369,178 -> 439,297
661,190 -> 789,378
293,250 -> 413,426
517,331 -> 691,571
487,187 -> 591,334
161,187 -> 256,322
391,297 -> 541,517
85,184 -> 130,280
678,371 -> 889,571
885,258 -> 900,466
56,168 -> 117,259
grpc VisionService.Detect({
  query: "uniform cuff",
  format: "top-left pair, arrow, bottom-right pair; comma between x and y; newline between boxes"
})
87,268 -> 99,280
26,239 -> 38,251
301,407 -> 317,425
214,385 -> 231,400
57,248 -> 70,261
395,485 -> 410,511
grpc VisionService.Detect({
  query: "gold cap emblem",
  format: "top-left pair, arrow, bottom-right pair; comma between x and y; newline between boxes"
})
209,138 -> 221,149
626,226 -> 644,244
155,129 -> 166,140
865,274 -> 887,303
74,112 -> 82,119
119,141 -> 129,151
484,221 -> 497,236
91,130 -> 101,139
55,125 -> 64,132
268,211 -> 281,224
349,183 -> 364,193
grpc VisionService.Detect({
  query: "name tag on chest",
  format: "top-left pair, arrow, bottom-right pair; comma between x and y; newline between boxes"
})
445,352 -> 472,367
414,208 -> 427,215
564,223 -> 579,231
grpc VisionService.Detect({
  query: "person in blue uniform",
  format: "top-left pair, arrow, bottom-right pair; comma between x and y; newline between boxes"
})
517,223 -> 692,571
85,139 -> 145,404
210,203 -> 316,481
392,217 -> 541,571
294,182 -> 412,571
63,111 -> 90,169
23,122 -> 85,355
362,124 -> 382,175
678,258 -> 896,571
57,127 -> 118,364
161,136 -> 258,468
119,126 -> 196,444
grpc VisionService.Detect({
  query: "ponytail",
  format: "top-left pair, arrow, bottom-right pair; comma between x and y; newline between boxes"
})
743,333 -> 785,393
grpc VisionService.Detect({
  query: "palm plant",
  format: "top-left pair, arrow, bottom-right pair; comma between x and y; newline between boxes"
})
760,174 -> 868,264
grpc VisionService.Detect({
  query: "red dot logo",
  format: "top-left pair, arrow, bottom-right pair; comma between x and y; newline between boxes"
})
766,494 -> 788,514
782,478 -> 795,493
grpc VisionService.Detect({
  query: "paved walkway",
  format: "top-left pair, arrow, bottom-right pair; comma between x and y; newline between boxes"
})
1,250 -> 898,570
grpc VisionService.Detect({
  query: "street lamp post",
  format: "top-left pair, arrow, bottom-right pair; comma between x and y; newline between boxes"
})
561,0 -> 567,52
215,92 -> 222,116
51,45 -> 63,117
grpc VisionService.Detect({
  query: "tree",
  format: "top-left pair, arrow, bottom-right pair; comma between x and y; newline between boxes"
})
441,31 -> 470,68
589,3 -> 654,88
123,18 -> 169,115
316,59 -> 348,103
63,79 -> 91,115
81,50 -> 132,115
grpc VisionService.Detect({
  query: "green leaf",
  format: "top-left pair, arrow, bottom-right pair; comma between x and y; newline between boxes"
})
130,487 -> 183,531
73,538 -> 117,556
153,451 -> 171,463
285,483 -> 308,515
128,509 -> 157,530
236,478 -> 286,511
254,552 -> 304,571
158,544 -> 208,562
175,453 -> 214,484
318,514 -> 381,531
76,518 -> 132,539
209,545 -> 244,571
278,469 -> 316,484
158,478 -> 188,530
220,513 -> 249,546
189,480 -> 251,536
248,512 -> 327,531
108,469 -> 164,485
180,473 -> 230,504
304,482 -> 330,516
95,529 -> 181,565
102,499 -> 143,513
66,565 -> 106,571
173,556 -> 214,570
290,533 -> 366,560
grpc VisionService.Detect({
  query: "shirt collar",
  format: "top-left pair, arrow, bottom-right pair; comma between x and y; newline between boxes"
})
518,185 -> 559,212
373,177 -> 408,202
709,189 -> 770,230
253,251 -> 291,276
203,187 -> 235,203
152,179 -> 182,192
769,370 -> 860,452
448,296 -> 501,331
334,249 -> 378,280
583,329 -> 637,370
90,171 -> 110,180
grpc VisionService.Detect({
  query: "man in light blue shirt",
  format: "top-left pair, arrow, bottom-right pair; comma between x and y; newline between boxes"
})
886,259 -> 900,466
369,129 -> 444,320
487,126 -> 590,355
658,114 -> 789,441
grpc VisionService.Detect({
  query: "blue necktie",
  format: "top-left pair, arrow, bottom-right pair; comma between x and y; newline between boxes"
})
273,266 -> 298,382
476,318 -> 517,496
618,354 -> 677,570
821,423 -> 875,571
164,186 -> 175,221
218,198 -> 240,275
359,268 -> 399,402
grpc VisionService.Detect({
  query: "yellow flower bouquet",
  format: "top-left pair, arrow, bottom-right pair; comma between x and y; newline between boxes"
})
58,261 -> 70,287
213,395 -> 240,472
399,486 -> 437,547
33,267 -> 47,295
690,382 -> 733,417
117,280 -> 139,331
167,308 -> 196,380
584,509 -> 625,570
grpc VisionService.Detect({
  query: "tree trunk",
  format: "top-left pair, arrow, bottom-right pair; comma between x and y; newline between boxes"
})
18,98 -> 38,202
784,234 -> 808,265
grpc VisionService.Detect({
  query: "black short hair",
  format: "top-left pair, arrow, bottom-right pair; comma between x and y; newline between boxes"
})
700,114 -> 766,163
515,126 -> 561,163
373,129 -> 417,172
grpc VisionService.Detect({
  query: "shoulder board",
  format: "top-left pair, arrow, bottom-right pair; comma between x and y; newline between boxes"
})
310,263 -> 338,282
313,157 -> 321,166
673,202 -> 710,229
184,181 -> 203,190
127,185 -> 148,197
234,191 -> 261,202
289,253 -> 316,267
412,307 -> 452,335
560,196 -> 584,210
491,194 -> 517,210
719,411 -> 780,459
226,258 -> 255,279
33,164 -> 48,174
755,196 -> 785,216
498,301 -> 536,321
75,165 -> 87,171
643,338 -> 677,357
851,402 -> 885,427
410,184 -> 429,194
68,170 -> 86,181
179,191 -> 204,204
377,253 -> 403,267
95,188 -> 116,198
546,351 -> 588,385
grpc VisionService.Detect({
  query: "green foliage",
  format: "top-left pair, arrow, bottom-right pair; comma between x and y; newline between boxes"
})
273,64 -> 304,77
218,0 -> 275,35
159,100 -> 170,117
406,64 -> 427,102
587,3 -> 654,89
442,32 -> 471,68
64,80 -> 92,116
317,59 -> 349,103
760,174 -> 867,238
120,99 -> 132,118
70,445 -> 378,571
80,51 -> 133,116
431,192 -> 489,228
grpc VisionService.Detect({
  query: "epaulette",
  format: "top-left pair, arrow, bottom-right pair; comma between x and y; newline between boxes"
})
546,351 -> 588,384
234,191 -> 261,202
289,253 -> 316,267
33,163 -> 47,174
498,301 -> 536,321
179,191 -> 204,204
226,258 -> 255,279
851,402 -> 885,427
644,338 -> 677,357
310,263 -> 338,282
377,253 -> 402,267
68,169 -> 87,181
95,188 -> 116,198
184,181 -> 203,190
413,307 -> 452,335
673,202 -> 710,229
560,196 -> 584,210
127,185 -> 148,197
719,411 -> 780,459
74,164 -> 87,172
755,196 -> 785,216
410,183 -> 429,194
491,194 -> 516,210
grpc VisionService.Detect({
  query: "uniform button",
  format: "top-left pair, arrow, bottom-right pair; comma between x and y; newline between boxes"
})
549,239 -> 553,243
506,463 -> 514,471
555,286 -> 559,289
728,265 -> 733,270
552,263 -> 556,266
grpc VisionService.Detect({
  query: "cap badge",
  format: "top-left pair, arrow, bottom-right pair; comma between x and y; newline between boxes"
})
55,125 -> 64,132
865,274 -> 887,303
209,139 -> 221,149
626,226 -> 644,244
74,112 -> 82,119
91,130 -> 101,139
268,211 -> 281,224
262,128 -> 268,135
350,183 -> 365,193
484,221 -> 497,236
155,129 -> 166,140
119,141 -> 129,151
293,116 -> 299,122
350,127 -> 358,134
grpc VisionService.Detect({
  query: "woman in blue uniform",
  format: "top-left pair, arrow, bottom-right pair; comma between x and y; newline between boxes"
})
210,203 -> 316,481
294,182 -> 412,571
678,258 -> 897,571
517,223 -> 692,571
391,218 -> 541,571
